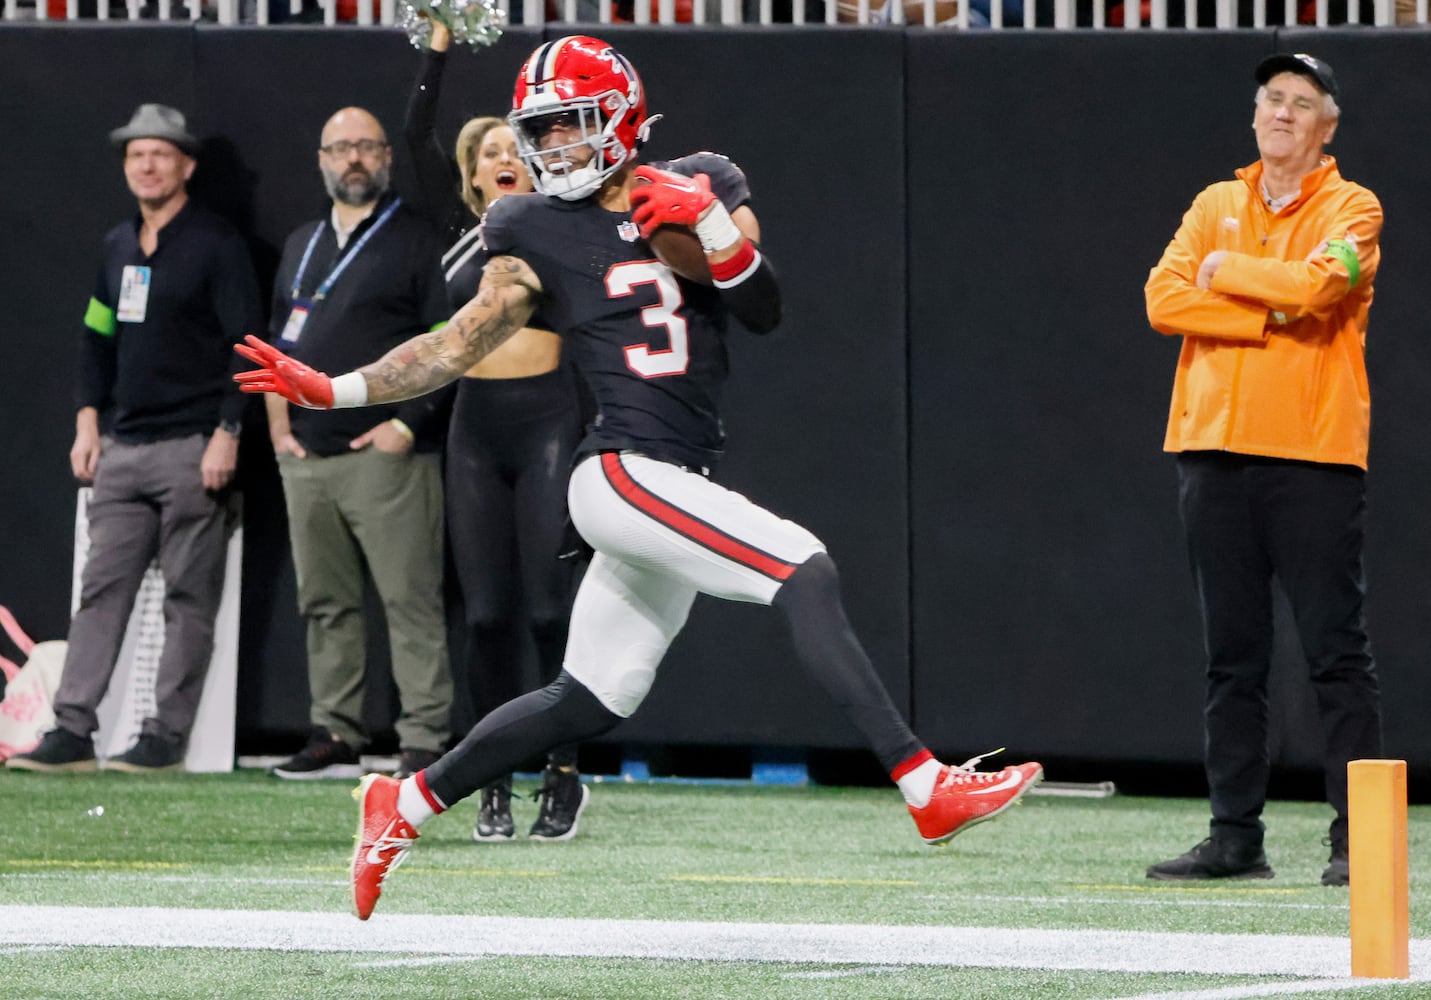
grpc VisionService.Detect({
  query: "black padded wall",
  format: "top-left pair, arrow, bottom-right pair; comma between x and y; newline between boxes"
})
0,24 -> 910,752
905,29 -> 1431,769
1274,29 -> 1431,776
2,24 -> 1429,771
905,31 -> 1274,764
0,24 -> 196,645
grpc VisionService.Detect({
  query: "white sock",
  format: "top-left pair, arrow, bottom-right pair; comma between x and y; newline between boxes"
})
396,776 -> 437,828
897,759 -> 943,809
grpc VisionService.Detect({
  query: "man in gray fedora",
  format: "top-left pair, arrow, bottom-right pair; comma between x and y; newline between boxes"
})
8,103 -> 263,773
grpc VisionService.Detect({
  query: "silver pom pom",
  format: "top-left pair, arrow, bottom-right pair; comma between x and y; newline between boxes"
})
398,0 -> 506,51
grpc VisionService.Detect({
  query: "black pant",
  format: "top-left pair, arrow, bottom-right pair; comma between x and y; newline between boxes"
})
445,368 -> 585,768
1177,452 -> 1383,845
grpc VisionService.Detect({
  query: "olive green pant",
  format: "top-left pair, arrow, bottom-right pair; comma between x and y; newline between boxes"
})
277,448 -> 451,752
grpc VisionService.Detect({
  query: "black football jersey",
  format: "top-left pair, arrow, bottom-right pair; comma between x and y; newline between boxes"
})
441,224 -> 485,312
481,152 -> 754,473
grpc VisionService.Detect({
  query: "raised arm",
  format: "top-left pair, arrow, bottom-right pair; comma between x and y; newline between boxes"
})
235,255 -> 542,409
402,21 -> 463,230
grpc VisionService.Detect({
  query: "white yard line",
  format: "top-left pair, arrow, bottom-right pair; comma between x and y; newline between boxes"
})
4,871 -> 1351,912
1,904 -> 1429,983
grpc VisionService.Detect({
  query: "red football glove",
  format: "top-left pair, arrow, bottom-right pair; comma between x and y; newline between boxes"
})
233,334 -> 335,409
629,165 -> 716,239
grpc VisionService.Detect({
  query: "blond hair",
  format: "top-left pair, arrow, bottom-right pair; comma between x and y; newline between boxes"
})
454,115 -> 508,218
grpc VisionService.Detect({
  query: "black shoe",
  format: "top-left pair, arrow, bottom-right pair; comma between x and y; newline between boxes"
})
105,731 -> 183,773
1146,837 -> 1274,880
474,775 -> 515,842
5,728 -> 97,773
1321,836 -> 1349,887
393,748 -> 440,781
271,728 -> 363,780
528,765 -> 589,841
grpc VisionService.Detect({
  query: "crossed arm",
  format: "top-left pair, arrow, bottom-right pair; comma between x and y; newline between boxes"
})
1145,192 -> 1381,343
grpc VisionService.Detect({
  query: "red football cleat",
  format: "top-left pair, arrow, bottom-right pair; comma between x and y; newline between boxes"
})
350,773 -> 419,920
909,756 -> 1044,845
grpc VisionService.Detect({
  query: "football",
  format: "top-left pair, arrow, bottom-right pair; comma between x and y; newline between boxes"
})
648,225 -> 713,285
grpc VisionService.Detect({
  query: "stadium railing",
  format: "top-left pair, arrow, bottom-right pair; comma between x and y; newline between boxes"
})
2,0 -> 1426,30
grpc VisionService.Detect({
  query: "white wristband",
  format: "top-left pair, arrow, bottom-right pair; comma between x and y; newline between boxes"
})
330,372 -> 369,408
693,200 -> 743,255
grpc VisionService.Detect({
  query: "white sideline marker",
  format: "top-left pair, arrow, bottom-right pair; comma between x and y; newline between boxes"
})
3,904 -> 1431,982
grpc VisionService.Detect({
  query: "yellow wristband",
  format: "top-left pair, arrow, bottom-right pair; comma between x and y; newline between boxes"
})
390,418 -> 415,441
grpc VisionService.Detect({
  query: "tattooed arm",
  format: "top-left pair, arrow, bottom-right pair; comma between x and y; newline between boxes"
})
357,255 -> 542,404
234,257 -> 543,410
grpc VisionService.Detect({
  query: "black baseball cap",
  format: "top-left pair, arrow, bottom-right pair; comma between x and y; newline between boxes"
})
1256,53 -> 1340,104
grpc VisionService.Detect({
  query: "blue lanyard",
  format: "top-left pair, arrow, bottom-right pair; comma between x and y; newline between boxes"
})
290,197 -> 402,302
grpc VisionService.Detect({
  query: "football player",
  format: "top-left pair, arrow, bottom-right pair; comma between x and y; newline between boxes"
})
235,35 -> 1044,922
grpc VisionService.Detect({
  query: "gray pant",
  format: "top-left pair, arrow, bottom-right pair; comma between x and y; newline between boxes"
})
277,447 -> 451,752
55,435 -> 232,742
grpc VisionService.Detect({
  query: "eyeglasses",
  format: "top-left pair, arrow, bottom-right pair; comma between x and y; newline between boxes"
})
319,139 -> 388,157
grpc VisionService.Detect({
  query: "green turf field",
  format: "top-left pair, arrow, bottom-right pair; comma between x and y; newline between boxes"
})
1,770 -> 1427,999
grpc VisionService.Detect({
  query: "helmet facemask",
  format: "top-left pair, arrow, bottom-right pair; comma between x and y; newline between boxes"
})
510,94 -> 634,202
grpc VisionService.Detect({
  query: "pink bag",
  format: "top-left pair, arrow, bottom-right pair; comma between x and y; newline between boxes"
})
0,605 -> 67,762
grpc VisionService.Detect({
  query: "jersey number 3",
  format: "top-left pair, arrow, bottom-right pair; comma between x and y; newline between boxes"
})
606,260 -> 690,379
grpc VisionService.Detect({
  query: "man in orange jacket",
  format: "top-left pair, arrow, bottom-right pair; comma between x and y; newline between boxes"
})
1144,53 -> 1383,888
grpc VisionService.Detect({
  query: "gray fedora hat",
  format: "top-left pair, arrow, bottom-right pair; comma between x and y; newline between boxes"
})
109,103 -> 199,156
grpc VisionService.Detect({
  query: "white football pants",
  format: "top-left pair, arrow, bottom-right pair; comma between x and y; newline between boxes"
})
563,451 -> 826,717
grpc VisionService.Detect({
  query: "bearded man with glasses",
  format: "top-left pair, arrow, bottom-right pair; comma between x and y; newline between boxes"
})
263,107 -> 455,784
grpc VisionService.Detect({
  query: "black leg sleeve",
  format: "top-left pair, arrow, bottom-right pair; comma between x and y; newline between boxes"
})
532,620 -> 580,770
772,552 -> 923,773
425,670 -> 620,807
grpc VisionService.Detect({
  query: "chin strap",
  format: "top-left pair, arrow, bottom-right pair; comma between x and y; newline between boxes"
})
542,163 -> 605,202
636,113 -> 663,149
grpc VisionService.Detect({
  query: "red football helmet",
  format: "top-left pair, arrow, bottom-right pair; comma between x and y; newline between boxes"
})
509,36 -> 656,202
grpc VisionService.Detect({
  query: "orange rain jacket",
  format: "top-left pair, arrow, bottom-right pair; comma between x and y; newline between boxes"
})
1145,156 -> 1382,470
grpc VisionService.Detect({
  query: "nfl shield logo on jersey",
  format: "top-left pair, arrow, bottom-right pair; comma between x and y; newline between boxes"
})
617,221 -> 640,243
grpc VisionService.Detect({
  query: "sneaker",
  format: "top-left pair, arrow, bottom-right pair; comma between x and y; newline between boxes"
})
393,748 -> 440,781
474,775 -> 515,842
105,732 -> 183,773
350,773 -> 418,920
529,765 -> 589,841
1146,837 -> 1274,881
5,728 -> 97,773
909,755 -> 1044,845
1321,836 -> 1349,887
272,728 -> 363,780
